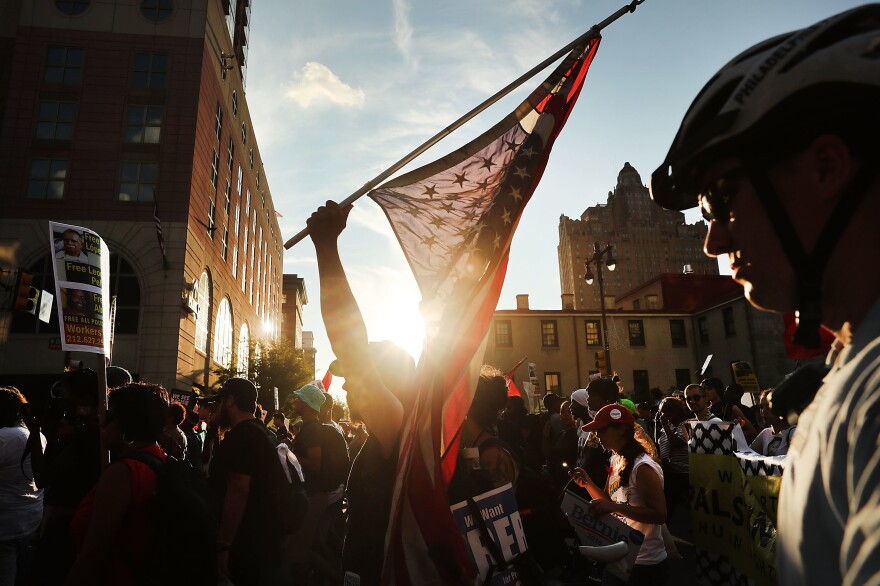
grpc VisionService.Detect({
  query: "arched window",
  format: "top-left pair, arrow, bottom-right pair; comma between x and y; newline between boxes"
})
237,323 -> 249,376
10,252 -> 140,335
214,297 -> 233,368
194,271 -> 211,354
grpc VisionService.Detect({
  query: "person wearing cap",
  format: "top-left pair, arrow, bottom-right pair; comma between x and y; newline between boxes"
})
207,378 -> 286,585
570,404 -> 668,583
649,6 -> 880,584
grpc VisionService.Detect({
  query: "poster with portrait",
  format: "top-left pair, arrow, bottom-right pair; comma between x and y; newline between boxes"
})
49,222 -> 110,354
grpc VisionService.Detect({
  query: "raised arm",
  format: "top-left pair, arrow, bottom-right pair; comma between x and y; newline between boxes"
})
307,202 -> 403,456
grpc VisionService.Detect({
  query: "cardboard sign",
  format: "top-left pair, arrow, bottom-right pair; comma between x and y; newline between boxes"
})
49,222 -> 110,354
561,490 -> 643,581
450,483 -> 527,586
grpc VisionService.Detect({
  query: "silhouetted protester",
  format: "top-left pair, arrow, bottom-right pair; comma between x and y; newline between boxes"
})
0,387 -> 45,586
650,7 -> 880,583
272,412 -> 292,446
27,370 -> 101,586
655,397 -> 691,523
160,401 -> 187,460
702,377 -> 757,441
750,390 -> 796,457
307,201 -> 417,586
182,409 -> 204,470
65,383 -> 168,585
207,378 -> 287,586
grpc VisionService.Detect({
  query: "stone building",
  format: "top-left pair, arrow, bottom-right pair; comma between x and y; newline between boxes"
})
0,0 -> 288,396
558,162 -> 717,310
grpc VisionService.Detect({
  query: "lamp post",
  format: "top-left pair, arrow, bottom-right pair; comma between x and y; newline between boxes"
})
585,242 -> 616,374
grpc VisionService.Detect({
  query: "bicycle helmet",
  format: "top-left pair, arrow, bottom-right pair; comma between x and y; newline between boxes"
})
650,5 -> 880,347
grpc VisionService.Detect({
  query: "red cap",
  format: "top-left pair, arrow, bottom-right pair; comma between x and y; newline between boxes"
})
581,403 -> 635,432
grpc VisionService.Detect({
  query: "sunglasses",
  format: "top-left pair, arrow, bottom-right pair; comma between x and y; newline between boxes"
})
685,395 -> 704,403
698,168 -> 747,226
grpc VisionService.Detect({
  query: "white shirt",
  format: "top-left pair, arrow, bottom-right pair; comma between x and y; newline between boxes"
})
607,453 -> 666,565
0,424 -> 46,540
750,426 -> 795,457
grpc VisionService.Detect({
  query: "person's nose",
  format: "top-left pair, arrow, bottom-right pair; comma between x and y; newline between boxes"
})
704,220 -> 733,258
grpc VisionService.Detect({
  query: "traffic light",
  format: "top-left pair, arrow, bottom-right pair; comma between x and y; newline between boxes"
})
594,350 -> 606,375
13,272 -> 39,315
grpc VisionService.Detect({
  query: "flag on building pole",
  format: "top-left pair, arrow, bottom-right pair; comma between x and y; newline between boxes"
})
153,190 -> 169,271
372,36 -> 601,584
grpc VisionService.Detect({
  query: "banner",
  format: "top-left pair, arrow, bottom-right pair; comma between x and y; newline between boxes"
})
450,483 -> 527,585
689,422 -> 784,586
49,222 -> 111,354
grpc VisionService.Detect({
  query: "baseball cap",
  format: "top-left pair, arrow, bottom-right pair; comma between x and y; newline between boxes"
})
619,399 -> 637,415
205,378 -> 258,412
581,404 -> 635,432
292,384 -> 326,413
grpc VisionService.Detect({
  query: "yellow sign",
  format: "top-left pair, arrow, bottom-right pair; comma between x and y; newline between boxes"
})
731,361 -> 761,397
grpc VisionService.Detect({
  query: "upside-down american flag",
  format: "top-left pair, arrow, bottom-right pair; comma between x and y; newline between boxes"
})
369,37 -> 601,584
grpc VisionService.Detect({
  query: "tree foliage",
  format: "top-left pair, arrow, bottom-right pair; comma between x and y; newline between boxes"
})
213,337 -> 313,412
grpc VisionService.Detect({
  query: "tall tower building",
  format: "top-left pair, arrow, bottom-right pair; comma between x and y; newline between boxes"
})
559,162 -> 717,310
0,0 -> 289,395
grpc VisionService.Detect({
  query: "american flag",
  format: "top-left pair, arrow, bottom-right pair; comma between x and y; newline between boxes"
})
372,37 -> 601,584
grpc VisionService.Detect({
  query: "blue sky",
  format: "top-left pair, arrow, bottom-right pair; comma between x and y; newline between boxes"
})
243,0 -> 862,388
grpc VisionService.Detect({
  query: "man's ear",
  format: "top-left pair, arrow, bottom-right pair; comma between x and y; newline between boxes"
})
807,135 -> 856,201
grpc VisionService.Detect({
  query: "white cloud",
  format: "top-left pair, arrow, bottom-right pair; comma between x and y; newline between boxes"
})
392,0 -> 417,68
285,62 -> 366,109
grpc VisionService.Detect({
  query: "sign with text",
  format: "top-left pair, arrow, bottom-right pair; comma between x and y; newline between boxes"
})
49,222 -> 110,354
561,490 -> 643,581
450,483 -> 527,586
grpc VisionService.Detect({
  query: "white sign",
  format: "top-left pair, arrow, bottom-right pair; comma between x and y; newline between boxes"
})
38,290 -> 53,324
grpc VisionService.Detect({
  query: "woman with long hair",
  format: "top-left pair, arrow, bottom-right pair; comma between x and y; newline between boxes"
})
64,383 -> 169,586
570,403 -> 668,585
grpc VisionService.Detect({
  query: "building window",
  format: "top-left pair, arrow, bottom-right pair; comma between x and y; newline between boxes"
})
241,122 -> 247,144
233,204 -> 240,234
141,0 -> 173,21
245,189 -> 250,213
214,298 -> 233,368
237,165 -> 243,194
44,47 -> 83,84
249,148 -> 254,170
628,319 -> 645,347
237,323 -> 249,376
125,105 -> 162,143
541,320 -> 558,347
675,368 -> 691,391
723,307 -> 736,337
232,90 -> 238,115
220,225 -> 228,260
132,52 -> 167,89
27,159 -> 68,199
669,319 -> 687,347
585,320 -> 601,346
194,271 -> 211,354
494,320 -> 512,347
55,0 -> 90,14
36,101 -> 76,141
544,372 -> 561,394
210,150 -> 220,189
231,246 -> 238,278
632,370 -> 649,396
118,162 -> 156,201
227,136 -> 234,171
207,197 -> 216,238
224,180 -> 231,214
698,316 -> 709,345
255,170 -> 260,190
214,102 -> 223,141
633,299 -> 641,310
240,260 -> 247,292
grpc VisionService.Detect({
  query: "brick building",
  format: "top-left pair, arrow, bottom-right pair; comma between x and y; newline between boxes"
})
0,0 -> 287,395
558,162 -> 717,310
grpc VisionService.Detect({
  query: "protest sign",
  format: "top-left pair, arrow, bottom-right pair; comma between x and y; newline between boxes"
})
561,490 -> 643,581
450,483 -> 528,585
49,222 -> 110,354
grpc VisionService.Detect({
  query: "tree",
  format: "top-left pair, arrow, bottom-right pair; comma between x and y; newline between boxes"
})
213,337 -> 312,414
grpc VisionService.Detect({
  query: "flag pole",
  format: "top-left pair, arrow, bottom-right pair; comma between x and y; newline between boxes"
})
284,0 -> 646,249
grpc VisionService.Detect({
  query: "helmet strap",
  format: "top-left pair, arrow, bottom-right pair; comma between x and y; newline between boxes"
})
745,159 -> 876,347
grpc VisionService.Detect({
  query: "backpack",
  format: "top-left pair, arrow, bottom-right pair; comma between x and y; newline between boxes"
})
319,423 -> 351,492
275,443 -> 309,535
124,452 -> 217,586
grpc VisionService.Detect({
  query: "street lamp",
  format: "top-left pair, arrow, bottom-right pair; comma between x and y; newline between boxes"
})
584,242 -> 616,374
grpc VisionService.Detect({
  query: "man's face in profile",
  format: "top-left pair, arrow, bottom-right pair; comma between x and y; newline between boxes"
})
63,231 -> 83,257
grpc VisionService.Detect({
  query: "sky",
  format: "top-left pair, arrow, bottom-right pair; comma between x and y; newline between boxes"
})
243,0 -> 863,393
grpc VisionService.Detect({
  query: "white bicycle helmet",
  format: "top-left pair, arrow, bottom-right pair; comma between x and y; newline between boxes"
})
651,4 -> 880,210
